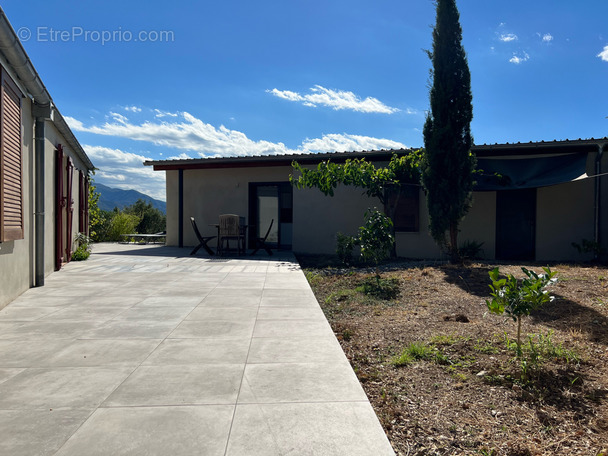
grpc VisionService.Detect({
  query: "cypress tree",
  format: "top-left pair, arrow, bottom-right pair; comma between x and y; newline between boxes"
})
422,0 -> 476,261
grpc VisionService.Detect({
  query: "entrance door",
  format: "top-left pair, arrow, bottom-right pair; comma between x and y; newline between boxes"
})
249,183 -> 292,250
496,188 -> 536,260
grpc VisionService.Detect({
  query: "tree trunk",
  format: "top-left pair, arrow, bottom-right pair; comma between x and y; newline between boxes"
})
449,222 -> 460,263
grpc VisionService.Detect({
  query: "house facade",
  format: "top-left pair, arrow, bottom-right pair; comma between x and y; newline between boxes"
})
146,138 -> 607,263
145,138 -> 608,261
0,9 -> 94,309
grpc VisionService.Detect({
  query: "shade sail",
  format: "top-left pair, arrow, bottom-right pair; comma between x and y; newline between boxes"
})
475,153 -> 588,191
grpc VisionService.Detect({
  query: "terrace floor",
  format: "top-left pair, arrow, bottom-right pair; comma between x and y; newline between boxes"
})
0,243 -> 394,455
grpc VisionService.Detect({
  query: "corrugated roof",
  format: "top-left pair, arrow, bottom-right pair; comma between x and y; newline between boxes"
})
145,137 -> 608,170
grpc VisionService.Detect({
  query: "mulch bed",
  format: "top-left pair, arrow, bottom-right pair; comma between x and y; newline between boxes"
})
299,257 -> 608,456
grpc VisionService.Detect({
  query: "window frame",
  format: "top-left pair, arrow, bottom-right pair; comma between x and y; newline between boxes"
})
384,184 -> 420,233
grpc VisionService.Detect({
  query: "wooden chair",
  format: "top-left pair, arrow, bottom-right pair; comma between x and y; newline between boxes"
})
190,217 -> 216,256
250,219 -> 274,256
218,214 -> 245,255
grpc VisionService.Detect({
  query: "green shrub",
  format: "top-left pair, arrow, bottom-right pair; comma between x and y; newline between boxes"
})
358,208 -> 394,267
459,240 -> 484,259
72,232 -> 92,261
486,266 -> 557,355
336,232 -> 358,266
72,244 -> 91,261
105,212 -> 140,242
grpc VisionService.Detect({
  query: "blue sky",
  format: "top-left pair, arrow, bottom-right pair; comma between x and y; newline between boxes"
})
2,0 -> 607,200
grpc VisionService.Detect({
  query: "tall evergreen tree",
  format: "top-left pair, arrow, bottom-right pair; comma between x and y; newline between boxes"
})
422,0 -> 476,260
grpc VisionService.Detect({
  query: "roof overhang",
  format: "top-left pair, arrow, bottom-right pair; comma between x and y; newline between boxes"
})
0,7 -> 94,171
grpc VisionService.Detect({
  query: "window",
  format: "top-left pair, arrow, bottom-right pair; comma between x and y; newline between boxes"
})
0,67 -> 23,242
385,185 -> 420,232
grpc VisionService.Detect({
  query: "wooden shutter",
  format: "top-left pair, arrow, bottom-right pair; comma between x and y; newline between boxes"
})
0,68 -> 23,242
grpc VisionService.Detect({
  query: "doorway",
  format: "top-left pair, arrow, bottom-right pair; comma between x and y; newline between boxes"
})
249,182 -> 293,250
495,188 -> 536,261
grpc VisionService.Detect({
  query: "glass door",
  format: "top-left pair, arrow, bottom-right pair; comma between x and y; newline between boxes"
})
249,182 -> 293,250
256,185 -> 279,247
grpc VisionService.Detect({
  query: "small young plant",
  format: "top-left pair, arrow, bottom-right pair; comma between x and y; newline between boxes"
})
358,208 -> 394,269
486,266 -> 557,356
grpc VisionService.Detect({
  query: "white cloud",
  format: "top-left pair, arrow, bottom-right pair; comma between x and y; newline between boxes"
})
541,33 -> 553,43
72,111 -> 408,201
84,145 -> 166,201
509,52 -> 530,64
598,45 -> 608,62
69,111 -> 407,158
154,109 -> 179,118
299,134 -> 406,153
499,33 -> 518,42
124,106 -> 142,113
267,85 -> 401,114
109,112 -> 129,124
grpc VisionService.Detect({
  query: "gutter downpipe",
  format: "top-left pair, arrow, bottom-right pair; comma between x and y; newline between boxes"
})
595,143 -> 605,261
34,115 -> 45,286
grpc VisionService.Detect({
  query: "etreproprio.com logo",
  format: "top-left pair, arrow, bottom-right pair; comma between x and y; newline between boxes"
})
17,26 -> 175,45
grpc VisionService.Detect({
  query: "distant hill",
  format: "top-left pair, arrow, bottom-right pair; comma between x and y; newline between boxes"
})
94,183 -> 166,214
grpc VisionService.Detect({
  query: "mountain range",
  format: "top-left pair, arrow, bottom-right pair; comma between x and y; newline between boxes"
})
94,183 -> 166,214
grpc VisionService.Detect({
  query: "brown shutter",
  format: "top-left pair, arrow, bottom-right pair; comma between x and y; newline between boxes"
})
0,68 -> 23,242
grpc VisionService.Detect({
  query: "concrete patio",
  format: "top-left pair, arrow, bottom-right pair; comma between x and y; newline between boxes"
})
0,243 -> 395,455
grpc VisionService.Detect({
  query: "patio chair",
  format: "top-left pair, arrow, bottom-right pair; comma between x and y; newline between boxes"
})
217,214 -> 245,255
250,219 -> 274,256
190,217 -> 216,256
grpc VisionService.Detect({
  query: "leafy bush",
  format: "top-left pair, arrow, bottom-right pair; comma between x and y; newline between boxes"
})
72,232 -> 91,261
72,244 -> 91,261
459,240 -> 484,260
336,232 -> 358,266
486,266 -> 557,355
358,208 -> 394,267
105,212 -> 140,242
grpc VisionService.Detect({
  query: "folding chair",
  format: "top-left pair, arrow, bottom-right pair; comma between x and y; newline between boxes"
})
190,217 -> 216,255
250,219 -> 274,256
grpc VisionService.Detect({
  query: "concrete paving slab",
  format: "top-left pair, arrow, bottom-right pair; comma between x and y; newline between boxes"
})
256,306 -> 326,320
0,340 -> 74,367
43,306 -> 129,322
55,406 -> 234,456
103,364 -> 243,406
0,368 -> 26,384
247,337 -> 349,364
198,294 -> 262,308
227,402 -> 395,456
135,295 -> 205,307
0,321 -> 102,340
83,320 -> 180,339
0,306 -> 60,321
253,319 -> 333,338
0,367 -> 133,409
185,306 -> 258,321
142,339 -> 250,365
238,362 -> 369,404
0,409 -> 94,456
39,339 -> 162,367
169,320 -> 256,339
110,306 -> 194,322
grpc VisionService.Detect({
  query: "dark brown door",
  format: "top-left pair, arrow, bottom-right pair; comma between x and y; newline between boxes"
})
496,188 -> 536,261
